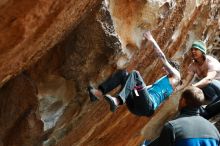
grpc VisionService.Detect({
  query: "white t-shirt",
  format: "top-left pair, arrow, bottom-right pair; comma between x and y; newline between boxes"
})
188,55 -> 220,81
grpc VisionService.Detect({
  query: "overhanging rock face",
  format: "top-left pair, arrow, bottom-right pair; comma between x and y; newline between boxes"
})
0,0 -> 220,146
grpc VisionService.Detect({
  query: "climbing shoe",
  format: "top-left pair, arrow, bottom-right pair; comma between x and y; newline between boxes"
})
87,85 -> 99,102
104,94 -> 118,112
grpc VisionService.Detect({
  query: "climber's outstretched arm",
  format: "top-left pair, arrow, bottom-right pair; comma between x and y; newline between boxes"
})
143,31 -> 180,80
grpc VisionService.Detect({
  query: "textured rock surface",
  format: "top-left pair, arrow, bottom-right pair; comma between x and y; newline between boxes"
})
0,73 -> 43,146
0,0 -> 219,146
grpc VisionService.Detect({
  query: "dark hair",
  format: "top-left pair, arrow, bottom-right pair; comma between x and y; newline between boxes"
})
181,86 -> 205,108
168,60 -> 180,71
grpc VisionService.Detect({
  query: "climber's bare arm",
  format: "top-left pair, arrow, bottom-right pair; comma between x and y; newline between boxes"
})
143,31 -> 180,79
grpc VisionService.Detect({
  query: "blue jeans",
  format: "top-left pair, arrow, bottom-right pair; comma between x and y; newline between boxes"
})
141,140 -> 151,146
98,70 -> 154,116
200,80 -> 220,119
202,80 -> 220,102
